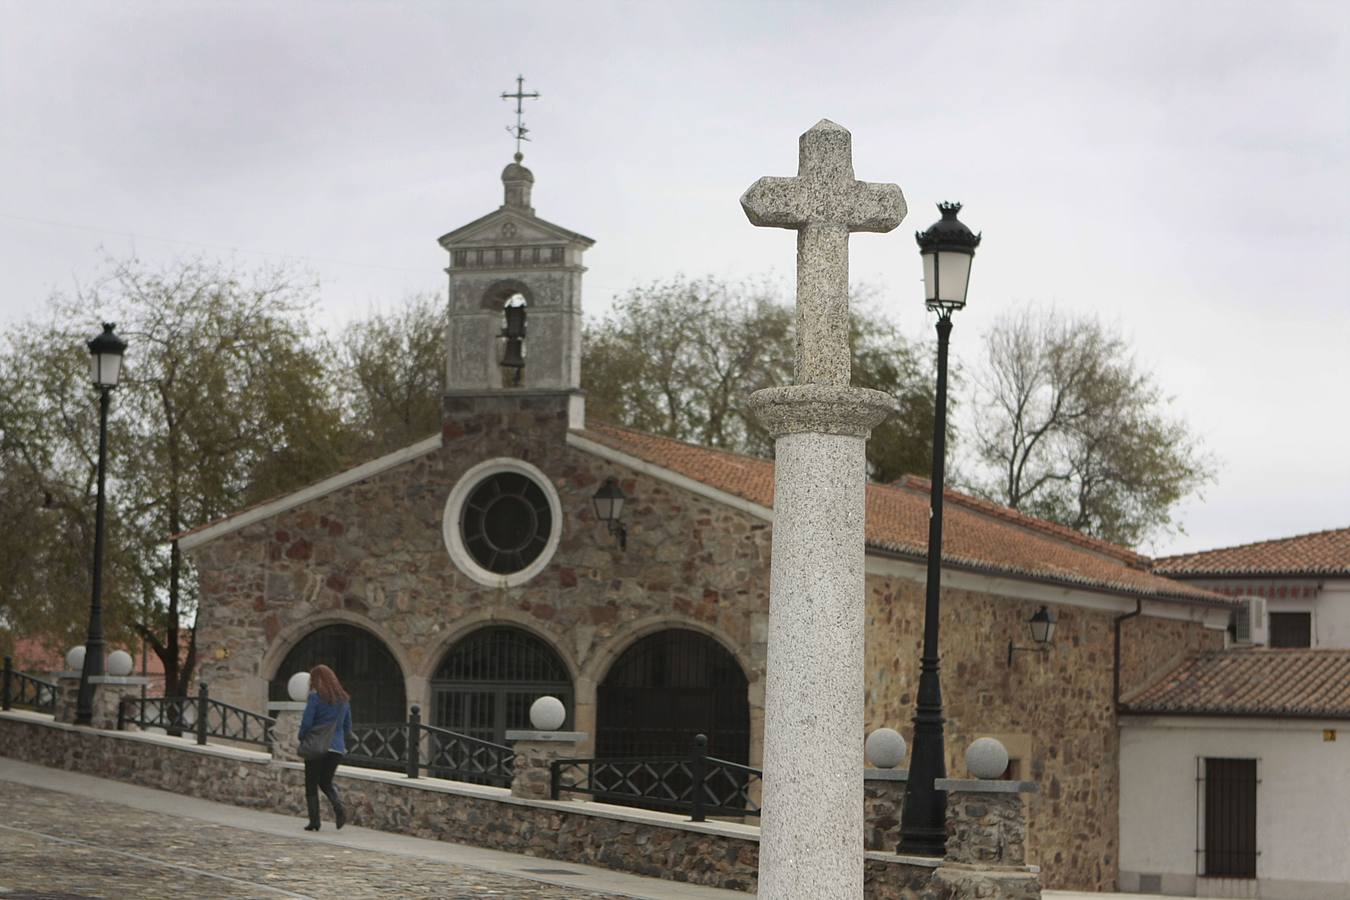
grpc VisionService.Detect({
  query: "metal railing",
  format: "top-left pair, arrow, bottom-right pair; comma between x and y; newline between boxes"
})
345,705 -> 515,787
1,656 -> 57,714
551,734 -> 761,821
119,682 -> 274,750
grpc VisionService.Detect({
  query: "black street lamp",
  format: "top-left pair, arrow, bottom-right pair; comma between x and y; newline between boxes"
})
75,323 -> 126,726
898,202 -> 981,856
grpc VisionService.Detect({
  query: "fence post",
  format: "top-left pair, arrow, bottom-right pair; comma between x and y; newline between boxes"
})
2,656 -> 12,712
196,682 -> 209,746
550,759 -> 561,800
406,705 -> 421,779
690,733 -> 708,823
117,695 -> 126,731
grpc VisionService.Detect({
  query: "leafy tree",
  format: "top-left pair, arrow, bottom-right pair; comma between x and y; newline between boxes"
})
582,276 -> 939,481
0,258 -> 351,694
339,293 -> 446,457
969,305 -> 1215,546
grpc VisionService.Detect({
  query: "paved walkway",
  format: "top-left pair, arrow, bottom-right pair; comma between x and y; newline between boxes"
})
0,757 -> 1182,899
0,757 -> 746,899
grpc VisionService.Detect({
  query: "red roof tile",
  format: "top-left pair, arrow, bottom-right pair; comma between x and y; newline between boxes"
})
578,423 -> 1228,606
1154,526 -> 1350,577
1121,649 -> 1350,719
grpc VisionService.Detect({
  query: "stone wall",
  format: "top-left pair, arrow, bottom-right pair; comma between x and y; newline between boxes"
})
187,391 -> 1224,892
0,712 -> 937,897
192,393 -> 773,763
863,575 -> 1222,891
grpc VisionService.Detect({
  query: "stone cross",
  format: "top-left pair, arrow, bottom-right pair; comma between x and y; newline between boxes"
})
742,121 -> 905,900
741,119 -> 906,386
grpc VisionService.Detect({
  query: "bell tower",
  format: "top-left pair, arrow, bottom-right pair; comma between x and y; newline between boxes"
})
438,160 -> 594,400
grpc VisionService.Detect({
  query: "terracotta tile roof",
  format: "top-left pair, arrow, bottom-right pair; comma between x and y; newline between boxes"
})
1154,526 -> 1350,577
1120,649 -> 1350,719
891,474 -> 1149,567
577,423 -> 1229,606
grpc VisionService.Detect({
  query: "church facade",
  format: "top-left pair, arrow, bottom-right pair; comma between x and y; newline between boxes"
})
184,157 -> 1232,891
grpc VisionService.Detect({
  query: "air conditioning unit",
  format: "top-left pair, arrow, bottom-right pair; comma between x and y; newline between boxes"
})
1233,596 -> 1267,646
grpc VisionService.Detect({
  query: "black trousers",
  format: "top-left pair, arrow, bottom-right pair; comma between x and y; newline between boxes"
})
304,751 -> 343,811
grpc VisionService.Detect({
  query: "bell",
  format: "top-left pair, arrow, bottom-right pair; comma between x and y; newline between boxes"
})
502,301 -> 527,339
500,337 -> 525,370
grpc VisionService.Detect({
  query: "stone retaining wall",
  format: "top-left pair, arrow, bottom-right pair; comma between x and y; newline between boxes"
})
0,712 -> 939,896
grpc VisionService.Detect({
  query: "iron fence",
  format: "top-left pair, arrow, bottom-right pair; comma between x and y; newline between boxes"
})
1,657 -> 57,714
345,705 -> 515,787
119,682 -> 274,750
551,733 -> 761,821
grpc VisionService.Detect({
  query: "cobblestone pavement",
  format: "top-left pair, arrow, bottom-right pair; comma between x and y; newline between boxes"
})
0,780 -> 632,899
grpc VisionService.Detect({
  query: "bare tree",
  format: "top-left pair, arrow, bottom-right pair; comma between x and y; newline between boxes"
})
970,305 -> 1215,546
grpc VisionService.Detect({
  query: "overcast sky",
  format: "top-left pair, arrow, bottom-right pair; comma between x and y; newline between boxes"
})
2,1 -> 1347,556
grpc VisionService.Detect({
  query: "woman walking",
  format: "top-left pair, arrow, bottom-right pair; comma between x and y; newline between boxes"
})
297,664 -> 352,831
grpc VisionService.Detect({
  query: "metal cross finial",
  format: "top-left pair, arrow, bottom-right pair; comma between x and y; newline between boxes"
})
741,120 -> 906,385
501,75 -> 541,162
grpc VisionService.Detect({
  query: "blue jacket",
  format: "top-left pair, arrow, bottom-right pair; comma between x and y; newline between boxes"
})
298,692 -> 353,755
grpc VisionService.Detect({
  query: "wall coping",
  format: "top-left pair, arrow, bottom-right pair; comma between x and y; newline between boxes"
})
505,730 -> 587,742
936,778 -> 1039,794
1,710 -> 761,843
864,768 -> 909,782
89,675 -> 153,686
0,710 -> 272,763
266,701 -> 307,712
879,852 -> 942,869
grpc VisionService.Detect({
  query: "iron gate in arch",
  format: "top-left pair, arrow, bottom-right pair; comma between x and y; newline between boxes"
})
596,628 -> 750,764
431,626 -> 573,746
268,623 -> 406,726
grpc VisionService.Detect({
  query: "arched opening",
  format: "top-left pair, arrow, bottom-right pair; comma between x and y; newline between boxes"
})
268,624 -> 406,725
431,626 -> 573,745
597,628 -> 750,763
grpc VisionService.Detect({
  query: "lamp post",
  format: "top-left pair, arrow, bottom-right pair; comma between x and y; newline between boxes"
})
897,202 -> 980,856
75,323 -> 126,726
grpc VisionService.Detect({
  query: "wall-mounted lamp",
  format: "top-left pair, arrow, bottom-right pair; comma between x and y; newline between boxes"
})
500,296 -> 527,384
1007,606 -> 1057,666
591,477 -> 628,551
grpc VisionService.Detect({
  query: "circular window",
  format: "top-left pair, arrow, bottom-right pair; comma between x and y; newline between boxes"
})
462,472 -> 552,573
443,459 -> 562,588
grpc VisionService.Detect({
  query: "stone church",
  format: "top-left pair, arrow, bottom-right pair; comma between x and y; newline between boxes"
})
184,154 -> 1232,891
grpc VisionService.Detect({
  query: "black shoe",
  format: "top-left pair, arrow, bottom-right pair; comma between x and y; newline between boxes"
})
334,803 -> 346,830
304,823 -> 320,832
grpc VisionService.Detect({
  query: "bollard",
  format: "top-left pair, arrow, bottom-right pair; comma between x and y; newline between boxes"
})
406,705 -> 421,779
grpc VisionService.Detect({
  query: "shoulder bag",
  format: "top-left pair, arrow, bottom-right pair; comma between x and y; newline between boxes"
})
298,716 -> 338,760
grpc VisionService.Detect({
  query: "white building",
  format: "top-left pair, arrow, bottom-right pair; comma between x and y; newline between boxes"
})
1154,526 -> 1350,649
1117,528 -> 1350,899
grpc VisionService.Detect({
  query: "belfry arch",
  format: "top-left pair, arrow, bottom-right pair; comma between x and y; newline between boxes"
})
596,628 -> 751,763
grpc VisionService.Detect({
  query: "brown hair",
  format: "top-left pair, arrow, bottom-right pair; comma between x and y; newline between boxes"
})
309,664 -> 349,704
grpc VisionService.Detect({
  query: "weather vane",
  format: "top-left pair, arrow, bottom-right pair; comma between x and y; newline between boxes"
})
501,75 -> 540,162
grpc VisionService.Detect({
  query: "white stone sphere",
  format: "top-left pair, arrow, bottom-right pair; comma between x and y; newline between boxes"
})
529,695 -> 566,731
287,672 -> 311,702
107,650 -> 134,677
965,737 -> 1010,779
65,645 -> 86,672
865,728 -> 907,769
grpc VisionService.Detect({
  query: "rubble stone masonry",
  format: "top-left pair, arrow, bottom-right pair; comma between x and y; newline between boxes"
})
188,393 -> 1225,891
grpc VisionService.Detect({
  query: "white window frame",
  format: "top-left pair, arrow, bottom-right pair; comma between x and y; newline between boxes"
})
442,458 -> 563,589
